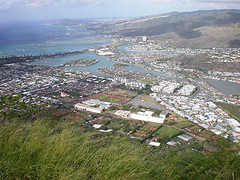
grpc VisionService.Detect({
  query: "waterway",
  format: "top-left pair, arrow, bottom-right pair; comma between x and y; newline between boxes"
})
200,79 -> 240,95
32,51 -> 171,78
32,45 -> 240,95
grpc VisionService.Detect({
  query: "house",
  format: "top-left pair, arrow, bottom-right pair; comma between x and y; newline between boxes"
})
149,141 -> 160,147
160,111 -> 169,119
60,91 -> 68,97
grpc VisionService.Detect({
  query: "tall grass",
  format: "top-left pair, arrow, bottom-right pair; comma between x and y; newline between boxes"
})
0,118 -> 159,179
1,117 -> 240,179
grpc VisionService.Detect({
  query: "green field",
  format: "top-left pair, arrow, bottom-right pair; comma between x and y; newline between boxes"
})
159,127 -> 183,139
153,126 -> 183,139
153,126 -> 167,137
103,89 -> 138,98
215,102 -> 240,121
174,121 -> 193,129
92,94 -> 128,104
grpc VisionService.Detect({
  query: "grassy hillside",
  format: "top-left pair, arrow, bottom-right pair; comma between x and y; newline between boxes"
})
174,54 -> 240,72
0,110 -> 240,179
1,95 -> 240,179
215,102 -> 240,122
151,23 -> 240,48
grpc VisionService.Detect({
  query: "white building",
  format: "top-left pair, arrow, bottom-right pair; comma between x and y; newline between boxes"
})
75,99 -> 111,114
226,118 -> 240,132
142,36 -> 148,42
130,111 -> 165,123
75,103 -> 103,113
114,110 -> 131,118
149,141 -> 160,146
178,85 -> 196,96
125,80 -> 147,90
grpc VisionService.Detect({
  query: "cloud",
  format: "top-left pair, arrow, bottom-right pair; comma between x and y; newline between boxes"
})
151,0 -> 240,4
0,0 -> 119,10
0,0 -> 59,9
67,0 -> 117,6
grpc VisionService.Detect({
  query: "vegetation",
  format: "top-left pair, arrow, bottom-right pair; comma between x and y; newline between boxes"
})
175,54 -> 240,72
91,94 -> 128,104
103,88 -> 138,98
174,121 -> 194,129
0,94 -> 48,121
113,64 -> 129,67
1,114 -> 240,179
153,126 -> 168,137
215,102 -> 240,121
98,10 -> 240,48
1,94 -> 240,179
158,127 -> 183,140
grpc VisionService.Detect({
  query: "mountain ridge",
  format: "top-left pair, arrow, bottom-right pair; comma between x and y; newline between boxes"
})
55,9 -> 240,48
92,9 -> 240,48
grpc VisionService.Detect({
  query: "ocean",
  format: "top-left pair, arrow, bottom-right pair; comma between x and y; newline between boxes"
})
0,20 -> 112,56
0,20 -> 171,78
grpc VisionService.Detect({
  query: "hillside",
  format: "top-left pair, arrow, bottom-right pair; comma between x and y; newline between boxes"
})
1,94 -> 240,179
89,10 -> 240,48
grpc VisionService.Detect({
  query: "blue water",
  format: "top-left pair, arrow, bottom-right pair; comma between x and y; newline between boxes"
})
0,20 -> 112,56
32,51 -> 171,78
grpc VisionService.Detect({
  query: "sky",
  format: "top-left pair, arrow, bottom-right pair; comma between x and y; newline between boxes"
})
1,0 -> 240,22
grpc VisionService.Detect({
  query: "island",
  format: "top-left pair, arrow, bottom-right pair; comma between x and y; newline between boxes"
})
61,59 -> 99,67
113,64 -> 129,67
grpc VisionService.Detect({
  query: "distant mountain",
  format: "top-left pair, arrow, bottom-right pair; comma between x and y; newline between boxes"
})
53,18 -> 87,26
55,10 -> 240,48
88,10 -> 240,48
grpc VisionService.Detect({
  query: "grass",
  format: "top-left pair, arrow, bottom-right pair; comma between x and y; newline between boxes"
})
0,118 -> 150,179
215,102 -> 240,122
159,127 -> 183,139
173,121 -> 194,129
103,88 -> 138,98
113,64 -> 129,67
90,94 -> 128,104
1,110 -> 240,179
153,126 -> 167,137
